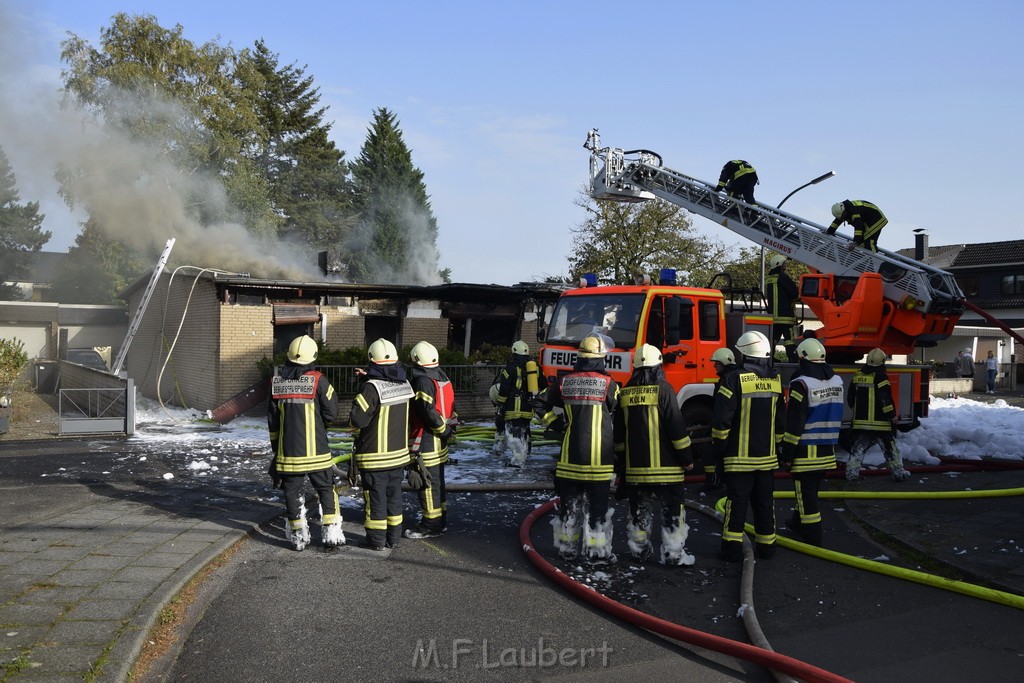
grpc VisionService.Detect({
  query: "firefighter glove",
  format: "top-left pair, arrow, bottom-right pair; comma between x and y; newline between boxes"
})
406,466 -> 425,491
267,459 -> 283,490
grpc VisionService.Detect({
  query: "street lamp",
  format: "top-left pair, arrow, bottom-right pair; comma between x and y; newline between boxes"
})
760,170 -> 836,292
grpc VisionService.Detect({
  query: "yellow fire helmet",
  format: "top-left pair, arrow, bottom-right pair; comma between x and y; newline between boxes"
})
633,343 -> 663,368
410,341 -> 439,368
796,338 -> 827,362
368,338 -> 398,365
578,334 -> 608,358
287,335 -> 318,365
866,348 -> 888,366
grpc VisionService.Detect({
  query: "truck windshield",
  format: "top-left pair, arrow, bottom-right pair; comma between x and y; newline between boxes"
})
546,294 -> 645,350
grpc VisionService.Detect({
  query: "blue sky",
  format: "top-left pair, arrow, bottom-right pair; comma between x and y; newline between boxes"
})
2,0 -> 1022,284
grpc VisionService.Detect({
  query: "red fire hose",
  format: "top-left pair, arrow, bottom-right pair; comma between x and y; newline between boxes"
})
518,499 -> 852,683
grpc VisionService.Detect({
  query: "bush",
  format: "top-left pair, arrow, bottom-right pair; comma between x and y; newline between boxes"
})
469,343 -> 512,366
0,337 -> 29,388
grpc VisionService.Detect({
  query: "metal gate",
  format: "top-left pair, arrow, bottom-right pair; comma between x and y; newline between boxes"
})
58,379 -> 135,436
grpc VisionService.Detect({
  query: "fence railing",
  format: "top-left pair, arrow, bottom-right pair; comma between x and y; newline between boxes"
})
58,379 -> 135,436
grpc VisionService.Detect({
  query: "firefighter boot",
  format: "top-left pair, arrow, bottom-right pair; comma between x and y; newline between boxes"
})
492,430 -> 508,459
718,540 -> 743,563
889,458 -> 911,482
784,512 -> 802,536
660,521 -> 696,567
584,510 -> 617,566
286,518 -> 311,552
754,542 -> 776,560
322,521 -> 345,549
552,503 -> 582,561
845,455 -> 864,482
626,521 -> 653,562
800,522 -> 823,547
506,433 -> 529,469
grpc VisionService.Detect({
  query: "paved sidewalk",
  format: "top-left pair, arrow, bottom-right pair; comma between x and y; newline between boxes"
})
0,480 -> 277,681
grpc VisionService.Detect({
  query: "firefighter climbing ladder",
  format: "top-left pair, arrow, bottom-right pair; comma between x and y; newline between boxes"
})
585,130 -> 964,316
110,238 -> 176,376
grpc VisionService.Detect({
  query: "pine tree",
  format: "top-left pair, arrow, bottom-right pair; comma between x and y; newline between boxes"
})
246,40 -> 354,247
348,108 -> 440,284
0,147 -> 51,300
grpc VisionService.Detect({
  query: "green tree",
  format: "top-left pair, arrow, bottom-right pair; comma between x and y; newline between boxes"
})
56,13 -> 278,295
48,219 -> 144,304
0,148 -> 51,300
245,40 -> 354,248
569,189 -> 730,287
348,108 -> 441,284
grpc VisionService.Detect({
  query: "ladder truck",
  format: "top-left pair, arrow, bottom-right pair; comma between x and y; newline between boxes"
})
538,131 -> 967,432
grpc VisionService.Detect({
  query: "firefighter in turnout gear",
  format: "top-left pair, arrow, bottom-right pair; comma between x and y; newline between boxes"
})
405,341 -> 456,540
699,347 -> 737,494
350,338 -> 415,550
711,330 -> 785,562
716,160 -> 759,203
613,344 -> 696,566
846,348 -> 911,482
493,340 -> 539,468
779,338 -> 843,546
825,200 -> 888,252
765,253 -> 799,356
267,335 -> 342,552
535,334 -> 620,564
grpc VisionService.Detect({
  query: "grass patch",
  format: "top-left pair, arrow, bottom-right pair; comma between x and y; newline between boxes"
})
130,538 -> 245,681
1,655 -> 31,675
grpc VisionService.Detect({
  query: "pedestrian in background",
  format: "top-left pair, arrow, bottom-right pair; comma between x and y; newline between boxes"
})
985,350 -> 998,394
349,338 -> 414,551
268,335 -> 342,552
711,330 -> 784,562
845,349 -> 911,483
536,334 -> 619,564
613,344 -> 696,566
405,341 -> 456,539
958,348 -> 975,382
779,338 -> 843,547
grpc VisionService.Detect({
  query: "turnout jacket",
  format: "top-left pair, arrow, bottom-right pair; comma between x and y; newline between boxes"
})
847,364 -> 895,431
613,367 -> 693,484
495,354 -> 535,420
717,160 -> 758,190
537,357 -> 619,482
268,363 -> 339,474
711,358 -> 784,472
350,363 -> 415,471
766,266 -> 799,324
409,365 -> 455,467
781,359 -> 844,472
827,200 -> 888,247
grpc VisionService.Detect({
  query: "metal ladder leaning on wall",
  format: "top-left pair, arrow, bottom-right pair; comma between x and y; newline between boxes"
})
110,238 -> 176,377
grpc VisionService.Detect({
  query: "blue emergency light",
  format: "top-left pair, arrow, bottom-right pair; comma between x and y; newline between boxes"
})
658,268 -> 677,285
580,273 -> 598,288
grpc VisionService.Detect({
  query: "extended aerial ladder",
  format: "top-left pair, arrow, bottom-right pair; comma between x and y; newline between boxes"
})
584,130 -> 965,356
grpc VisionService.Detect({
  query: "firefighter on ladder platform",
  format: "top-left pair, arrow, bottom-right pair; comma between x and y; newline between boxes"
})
779,337 -> 844,547
613,344 -> 696,566
536,334 -> 620,564
349,338 -> 414,551
711,331 -> 784,562
716,160 -> 759,203
267,335 -> 343,552
765,253 -> 800,358
405,341 -> 457,539
826,200 -> 888,252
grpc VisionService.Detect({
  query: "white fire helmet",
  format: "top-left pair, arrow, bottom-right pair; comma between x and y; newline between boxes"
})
410,341 -> 439,368
512,340 -> 530,356
633,343 -> 662,368
710,347 -> 735,366
768,254 -> 787,270
866,348 -> 888,366
578,334 -> 608,358
367,338 -> 398,365
831,202 -> 845,219
796,338 -> 827,362
736,330 -> 772,359
287,335 -> 318,365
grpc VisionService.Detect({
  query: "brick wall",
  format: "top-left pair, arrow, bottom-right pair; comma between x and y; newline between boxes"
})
322,309 -> 364,350
218,304 -> 273,405
402,317 -> 449,349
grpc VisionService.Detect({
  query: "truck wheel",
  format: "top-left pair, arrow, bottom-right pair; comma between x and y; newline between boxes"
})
681,402 -> 713,431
